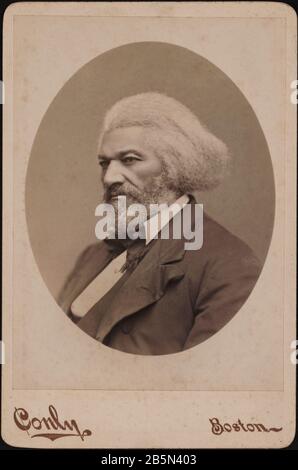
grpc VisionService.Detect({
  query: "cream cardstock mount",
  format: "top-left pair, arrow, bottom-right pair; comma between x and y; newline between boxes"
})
1,2 -> 296,448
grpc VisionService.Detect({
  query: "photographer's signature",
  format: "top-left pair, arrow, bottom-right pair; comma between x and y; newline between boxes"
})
13,405 -> 92,441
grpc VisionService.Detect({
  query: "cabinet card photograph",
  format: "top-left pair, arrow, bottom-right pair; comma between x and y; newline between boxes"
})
2,2 -> 297,448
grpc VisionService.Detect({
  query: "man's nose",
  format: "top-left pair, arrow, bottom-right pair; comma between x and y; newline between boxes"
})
103,160 -> 125,186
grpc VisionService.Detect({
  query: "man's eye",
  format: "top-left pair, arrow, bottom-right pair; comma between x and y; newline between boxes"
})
98,160 -> 109,169
122,155 -> 139,165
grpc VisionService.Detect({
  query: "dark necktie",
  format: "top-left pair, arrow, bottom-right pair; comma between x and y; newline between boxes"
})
103,237 -> 149,273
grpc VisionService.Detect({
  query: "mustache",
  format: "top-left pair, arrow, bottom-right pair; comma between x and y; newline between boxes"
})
104,183 -> 142,202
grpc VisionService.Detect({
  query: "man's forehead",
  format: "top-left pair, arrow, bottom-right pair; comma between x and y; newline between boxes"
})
98,126 -> 152,155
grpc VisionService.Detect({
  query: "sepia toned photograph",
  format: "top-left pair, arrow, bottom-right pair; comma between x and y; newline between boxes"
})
25,41 -> 275,355
2,2 -> 296,449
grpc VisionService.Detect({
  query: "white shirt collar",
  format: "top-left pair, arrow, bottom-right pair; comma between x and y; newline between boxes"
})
143,194 -> 189,245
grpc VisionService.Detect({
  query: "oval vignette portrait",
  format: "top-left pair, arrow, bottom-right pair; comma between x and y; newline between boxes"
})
25,42 -> 275,356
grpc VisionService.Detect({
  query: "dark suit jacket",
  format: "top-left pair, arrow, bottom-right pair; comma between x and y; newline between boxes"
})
58,197 -> 262,355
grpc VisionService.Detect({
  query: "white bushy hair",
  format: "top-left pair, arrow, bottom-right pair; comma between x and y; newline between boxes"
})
98,92 -> 230,192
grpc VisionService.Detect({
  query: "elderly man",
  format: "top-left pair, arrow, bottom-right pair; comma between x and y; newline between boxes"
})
58,92 -> 261,355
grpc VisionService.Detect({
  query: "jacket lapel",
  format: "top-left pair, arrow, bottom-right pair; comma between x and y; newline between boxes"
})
77,194 -> 198,341
78,235 -> 184,342
59,241 -> 119,315
93,236 -> 186,342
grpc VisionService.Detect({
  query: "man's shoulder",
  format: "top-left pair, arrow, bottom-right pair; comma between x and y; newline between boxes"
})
193,211 -> 261,270
203,213 -> 252,250
182,212 -> 262,292
188,193 -> 259,261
